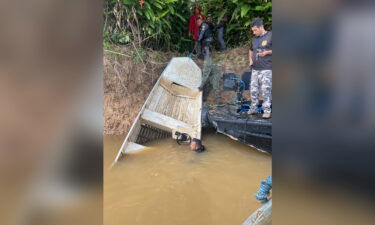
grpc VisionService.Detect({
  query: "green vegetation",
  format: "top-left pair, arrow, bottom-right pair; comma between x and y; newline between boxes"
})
104,0 -> 272,52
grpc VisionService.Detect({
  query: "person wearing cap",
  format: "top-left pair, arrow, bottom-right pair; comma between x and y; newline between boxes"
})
197,14 -> 214,59
189,5 -> 205,55
190,138 -> 206,153
247,18 -> 272,119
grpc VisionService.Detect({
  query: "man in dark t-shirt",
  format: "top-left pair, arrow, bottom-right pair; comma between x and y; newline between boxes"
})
248,18 -> 272,118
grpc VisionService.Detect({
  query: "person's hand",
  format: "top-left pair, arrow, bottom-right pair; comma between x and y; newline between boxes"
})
258,51 -> 268,57
249,60 -> 253,67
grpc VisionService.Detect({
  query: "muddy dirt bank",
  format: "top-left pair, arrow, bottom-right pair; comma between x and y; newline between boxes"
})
104,46 -> 251,135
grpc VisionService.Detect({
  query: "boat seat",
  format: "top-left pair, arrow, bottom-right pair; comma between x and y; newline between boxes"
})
141,109 -> 196,137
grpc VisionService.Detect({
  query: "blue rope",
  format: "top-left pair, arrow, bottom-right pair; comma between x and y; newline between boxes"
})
255,176 -> 272,203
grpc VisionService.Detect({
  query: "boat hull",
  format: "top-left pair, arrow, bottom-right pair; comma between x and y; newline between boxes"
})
206,104 -> 272,154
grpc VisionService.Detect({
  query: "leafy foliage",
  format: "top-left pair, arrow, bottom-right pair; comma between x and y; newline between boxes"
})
104,0 -> 272,51
196,0 -> 272,46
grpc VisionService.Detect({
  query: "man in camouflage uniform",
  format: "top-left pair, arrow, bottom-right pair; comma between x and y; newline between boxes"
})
198,57 -> 223,104
248,18 -> 272,119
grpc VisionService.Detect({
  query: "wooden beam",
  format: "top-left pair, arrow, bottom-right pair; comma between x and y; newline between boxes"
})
141,109 -> 197,137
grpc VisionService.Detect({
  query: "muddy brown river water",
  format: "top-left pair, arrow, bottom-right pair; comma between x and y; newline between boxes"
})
104,132 -> 271,225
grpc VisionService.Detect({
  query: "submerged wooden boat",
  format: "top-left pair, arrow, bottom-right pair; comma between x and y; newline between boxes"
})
114,57 -> 202,163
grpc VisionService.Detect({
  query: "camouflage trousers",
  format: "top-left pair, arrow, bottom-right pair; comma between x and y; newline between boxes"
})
201,57 -> 222,102
250,69 -> 272,113
202,74 -> 222,102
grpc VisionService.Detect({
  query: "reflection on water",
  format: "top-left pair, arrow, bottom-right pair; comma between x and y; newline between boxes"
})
104,132 -> 271,225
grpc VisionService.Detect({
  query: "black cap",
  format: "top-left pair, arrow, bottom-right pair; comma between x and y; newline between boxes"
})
192,138 -> 202,146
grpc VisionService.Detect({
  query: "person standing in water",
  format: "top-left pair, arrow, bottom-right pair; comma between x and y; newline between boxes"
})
190,138 -> 205,153
199,56 -> 224,105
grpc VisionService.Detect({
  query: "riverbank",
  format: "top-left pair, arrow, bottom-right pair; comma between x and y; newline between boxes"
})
104,46 -> 251,135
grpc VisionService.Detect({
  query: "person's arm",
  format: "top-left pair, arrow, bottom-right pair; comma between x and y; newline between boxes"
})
198,24 -> 206,41
249,39 -> 254,66
258,50 -> 272,57
249,49 -> 253,66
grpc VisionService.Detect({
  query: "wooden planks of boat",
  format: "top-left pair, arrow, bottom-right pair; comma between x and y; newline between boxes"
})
113,57 -> 202,164
242,199 -> 272,225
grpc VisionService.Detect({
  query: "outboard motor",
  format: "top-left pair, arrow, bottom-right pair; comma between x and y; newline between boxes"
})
223,73 -> 250,114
